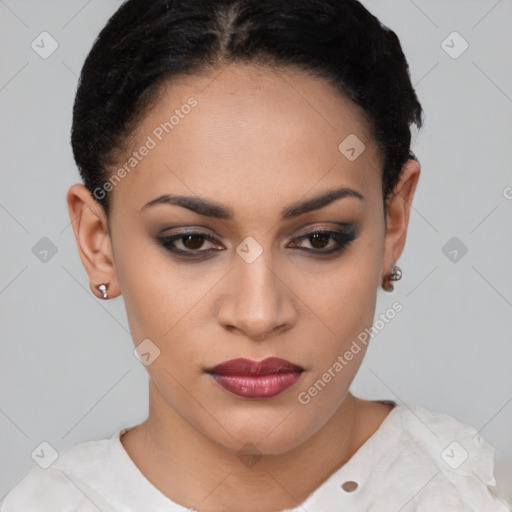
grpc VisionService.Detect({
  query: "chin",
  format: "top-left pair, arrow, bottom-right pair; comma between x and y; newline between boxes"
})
208,411 -> 316,457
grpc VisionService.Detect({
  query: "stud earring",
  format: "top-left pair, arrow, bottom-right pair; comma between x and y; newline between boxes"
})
97,284 -> 108,300
381,264 -> 402,292
389,264 -> 402,282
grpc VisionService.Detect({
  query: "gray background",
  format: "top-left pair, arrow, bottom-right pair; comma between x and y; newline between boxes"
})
1,0 -> 511,504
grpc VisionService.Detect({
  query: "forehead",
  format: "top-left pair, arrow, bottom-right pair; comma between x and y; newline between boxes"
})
110,64 -> 383,214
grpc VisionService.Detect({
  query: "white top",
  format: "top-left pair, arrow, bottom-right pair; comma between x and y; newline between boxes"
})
2,402 -> 510,512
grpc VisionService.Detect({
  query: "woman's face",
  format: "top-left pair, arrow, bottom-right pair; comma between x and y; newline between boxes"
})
84,64 -> 411,455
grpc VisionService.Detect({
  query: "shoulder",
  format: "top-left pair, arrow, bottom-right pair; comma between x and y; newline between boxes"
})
379,403 -> 511,511
1,434 -> 118,512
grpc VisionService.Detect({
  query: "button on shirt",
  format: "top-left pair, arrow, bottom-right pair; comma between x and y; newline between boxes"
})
2,402 -> 510,511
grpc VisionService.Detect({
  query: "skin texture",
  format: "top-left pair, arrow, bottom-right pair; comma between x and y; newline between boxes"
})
67,64 -> 420,512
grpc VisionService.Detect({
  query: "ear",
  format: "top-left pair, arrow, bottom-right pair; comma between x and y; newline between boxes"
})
66,184 -> 120,299
381,159 -> 421,281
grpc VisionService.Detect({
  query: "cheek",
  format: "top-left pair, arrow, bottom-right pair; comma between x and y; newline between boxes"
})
289,232 -> 382,394
294,245 -> 381,342
112,229 -> 177,347
113,234 -> 217,372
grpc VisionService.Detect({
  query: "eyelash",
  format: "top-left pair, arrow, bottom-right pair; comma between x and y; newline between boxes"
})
156,227 -> 357,258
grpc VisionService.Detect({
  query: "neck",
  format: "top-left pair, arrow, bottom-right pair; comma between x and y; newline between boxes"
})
122,382 -> 364,512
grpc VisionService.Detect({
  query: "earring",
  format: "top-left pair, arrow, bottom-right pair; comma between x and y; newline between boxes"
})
381,264 -> 402,292
97,284 -> 108,300
389,264 -> 402,282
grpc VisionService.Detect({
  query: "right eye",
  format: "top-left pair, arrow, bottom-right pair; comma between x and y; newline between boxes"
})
156,231 -> 223,257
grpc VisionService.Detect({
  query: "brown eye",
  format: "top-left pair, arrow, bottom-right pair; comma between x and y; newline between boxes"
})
157,226 -> 357,259
182,234 -> 206,250
290,227 -> 357,255
157,231 -> 221,256
309,231 -> 331,249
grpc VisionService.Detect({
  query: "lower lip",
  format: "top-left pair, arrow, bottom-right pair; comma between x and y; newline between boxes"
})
210,372 -> 303,399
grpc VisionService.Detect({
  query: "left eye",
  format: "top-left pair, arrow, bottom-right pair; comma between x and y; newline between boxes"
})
290,229 -> 356,253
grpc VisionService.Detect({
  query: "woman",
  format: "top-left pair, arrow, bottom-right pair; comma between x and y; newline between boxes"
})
2,0 -> 509,510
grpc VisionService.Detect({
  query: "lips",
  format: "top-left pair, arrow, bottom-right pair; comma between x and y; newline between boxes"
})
206,357 -> 304,399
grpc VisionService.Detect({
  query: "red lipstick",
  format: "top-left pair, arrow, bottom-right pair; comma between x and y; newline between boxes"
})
206,357 -> 304,399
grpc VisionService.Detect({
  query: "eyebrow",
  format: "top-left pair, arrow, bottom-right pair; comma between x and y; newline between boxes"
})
141,187 -> 364,220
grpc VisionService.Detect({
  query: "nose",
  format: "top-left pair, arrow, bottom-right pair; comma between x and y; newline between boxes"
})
216,250 -> 298,342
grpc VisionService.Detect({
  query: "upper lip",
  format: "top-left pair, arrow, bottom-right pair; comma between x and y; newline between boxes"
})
206,357 -> 304,376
